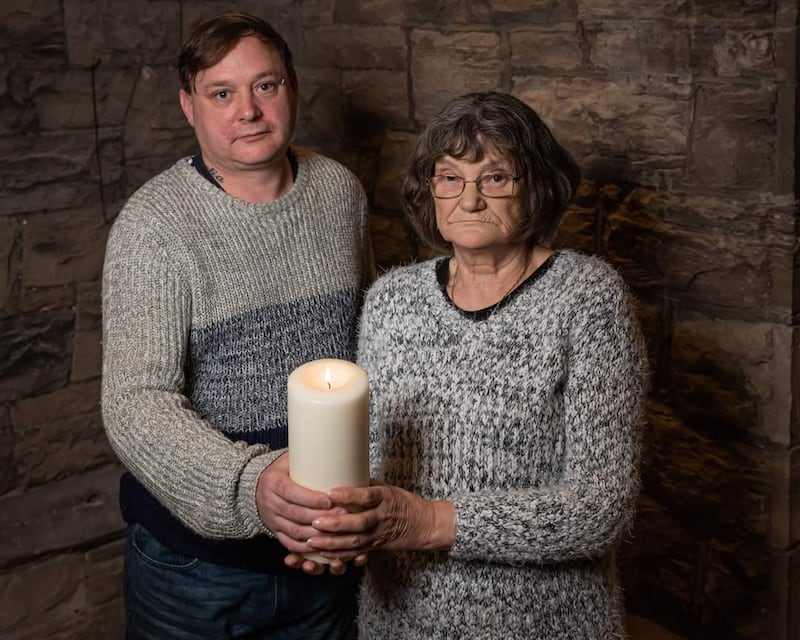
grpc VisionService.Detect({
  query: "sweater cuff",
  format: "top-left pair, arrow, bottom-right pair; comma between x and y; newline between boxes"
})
237,449 -> 286,538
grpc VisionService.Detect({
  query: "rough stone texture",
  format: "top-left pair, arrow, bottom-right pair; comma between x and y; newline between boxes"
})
303,26 -> 406,69
510,26 -> 583,71
689,83 -> 777,191
63,0 -> 180,67
585,19 -> 691,75
0,1 -> 797,639
410,30 -> 504,123
0,465 -> 124,566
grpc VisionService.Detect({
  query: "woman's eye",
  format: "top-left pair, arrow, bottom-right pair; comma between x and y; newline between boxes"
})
442,175 -> 460,183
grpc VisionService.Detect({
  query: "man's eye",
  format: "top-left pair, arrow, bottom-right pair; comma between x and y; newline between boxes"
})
213,90 -> 230,100
257,82 -> 277,93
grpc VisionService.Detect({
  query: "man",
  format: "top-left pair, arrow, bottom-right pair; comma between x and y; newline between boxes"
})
101,11 -> 371,639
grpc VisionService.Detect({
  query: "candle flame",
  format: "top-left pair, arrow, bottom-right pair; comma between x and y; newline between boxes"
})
324,365 -> 332,390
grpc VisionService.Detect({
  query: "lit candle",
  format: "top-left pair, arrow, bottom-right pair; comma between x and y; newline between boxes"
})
287,358 -> 370,563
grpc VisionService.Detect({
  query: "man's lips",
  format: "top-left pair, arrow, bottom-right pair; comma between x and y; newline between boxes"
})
235,130 -> 270,142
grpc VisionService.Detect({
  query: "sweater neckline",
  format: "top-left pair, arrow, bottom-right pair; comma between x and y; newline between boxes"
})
179,147 -> 308,214
435,251 -> 560,321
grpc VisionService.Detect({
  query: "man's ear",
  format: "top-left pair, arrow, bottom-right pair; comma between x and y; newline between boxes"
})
179,89 -> 194,127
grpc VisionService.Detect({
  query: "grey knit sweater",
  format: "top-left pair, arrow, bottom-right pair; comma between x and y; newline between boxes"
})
356,250 -> 647,639
101,149 -> 370,569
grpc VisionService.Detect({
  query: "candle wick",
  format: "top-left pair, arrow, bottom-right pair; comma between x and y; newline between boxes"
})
327,381 -> 331,390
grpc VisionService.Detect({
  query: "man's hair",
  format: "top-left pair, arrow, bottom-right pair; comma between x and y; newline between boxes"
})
402,91 -> 581,252
178,11 -> 298,93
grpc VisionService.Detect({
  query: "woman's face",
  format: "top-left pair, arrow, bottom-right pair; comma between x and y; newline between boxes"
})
432,151 -> 524,253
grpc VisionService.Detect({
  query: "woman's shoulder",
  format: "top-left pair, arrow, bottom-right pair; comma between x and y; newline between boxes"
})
294,148 -> 363,193
552,249 -> 628,294
365,258 -> 440,299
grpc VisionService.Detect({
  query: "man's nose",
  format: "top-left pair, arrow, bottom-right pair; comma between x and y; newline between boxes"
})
238,91 -> 262,121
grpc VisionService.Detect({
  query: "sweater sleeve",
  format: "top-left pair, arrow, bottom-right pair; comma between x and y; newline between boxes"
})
101,218 -> 279,539
450,262 -> 648,564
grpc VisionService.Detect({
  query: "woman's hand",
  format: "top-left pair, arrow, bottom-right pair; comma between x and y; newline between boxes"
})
306,482 -> 455,555
283,552 -> 369,576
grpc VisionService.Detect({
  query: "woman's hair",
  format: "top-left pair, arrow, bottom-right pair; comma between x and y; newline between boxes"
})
178,11 -> 298,94
402,91 -> 581,252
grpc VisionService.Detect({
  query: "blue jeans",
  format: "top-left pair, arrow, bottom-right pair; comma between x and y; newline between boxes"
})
124,523 -> 359,640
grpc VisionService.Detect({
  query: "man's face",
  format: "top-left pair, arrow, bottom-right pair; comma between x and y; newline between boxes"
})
179,36 -> 298,176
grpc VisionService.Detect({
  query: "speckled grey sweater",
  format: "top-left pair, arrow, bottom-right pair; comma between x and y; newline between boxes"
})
101,149 -> 371,571
356,250 -> 648,639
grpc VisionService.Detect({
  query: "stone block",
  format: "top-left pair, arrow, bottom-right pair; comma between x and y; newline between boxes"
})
510,26 -> 583,71
0,0 -> 66,68
303,26 -> 406,69
369,212 -> 416,268
123,66 -> 195,161
658,223 -> 777,313
469,0 -> 575,23
31,68 -> 138,130
770,444 -> 800,549
689,83 -> 776,192
620,495 -> 695,634
333,0 -> 470,24
577,0 -> 771,21
411,30 -> 503,123
19,285 -> 75,313
691,26 -> 775,79
0,407 -> 14,495
0,217 -> 13,309
85,539 -> 125,607
2,66 -> 39,136
71,329 -> 102,382
299,0 -> 334,27
0,553 -> 86,635
11,380 -> 100,428
668,314 -> 791,441
643,400 -> 770,536
343,69 -> 409,128
294,67 -> 346,148
21,209 -> 108,288
374,130 -> 417,212
14,412 -> 111,488
0,465 -> 125,567
602,184 -> 667,291
76,282 -> 102,331
63,0 -> 180,67
0,311 -> 72,403
586,19 -> 690,74
0,131 -> 102,215
513,76 -> 690,180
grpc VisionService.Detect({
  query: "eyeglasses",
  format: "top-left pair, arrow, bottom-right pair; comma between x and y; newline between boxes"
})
427,172 -> 523,199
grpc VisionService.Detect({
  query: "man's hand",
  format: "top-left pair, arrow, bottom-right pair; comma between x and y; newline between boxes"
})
256,453 -> 344,556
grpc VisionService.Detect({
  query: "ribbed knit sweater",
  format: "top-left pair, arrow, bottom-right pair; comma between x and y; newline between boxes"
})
356,250 -> 648,639
101,149 -> 370,571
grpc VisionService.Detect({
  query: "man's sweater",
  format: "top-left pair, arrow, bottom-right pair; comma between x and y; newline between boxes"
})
101,149 -> 370,570
356,250 -> 648,639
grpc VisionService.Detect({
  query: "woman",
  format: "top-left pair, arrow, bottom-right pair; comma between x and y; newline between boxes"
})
296,92 -> 648,639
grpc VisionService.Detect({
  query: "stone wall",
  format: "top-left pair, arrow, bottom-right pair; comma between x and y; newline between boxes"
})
0,1 -> 797,638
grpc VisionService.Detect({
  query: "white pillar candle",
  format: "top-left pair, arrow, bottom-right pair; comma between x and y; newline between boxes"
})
287,358 -> 370,562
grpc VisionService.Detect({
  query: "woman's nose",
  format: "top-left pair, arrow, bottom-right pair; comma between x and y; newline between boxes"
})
459,181 -> 485,211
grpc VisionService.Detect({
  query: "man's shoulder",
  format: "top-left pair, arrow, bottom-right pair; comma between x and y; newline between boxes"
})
294,148 -> 362,190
